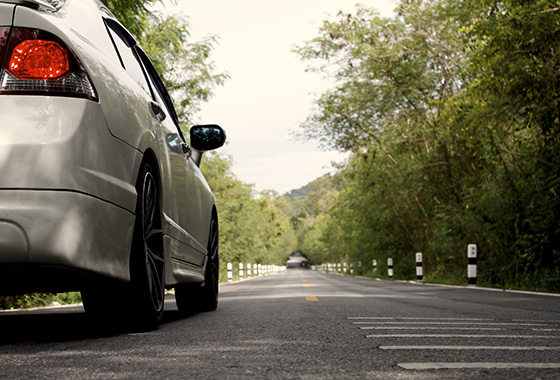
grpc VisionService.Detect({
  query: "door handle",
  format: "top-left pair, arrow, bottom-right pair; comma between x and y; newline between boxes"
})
181,143 -> 192,158
150,102 -> 166,122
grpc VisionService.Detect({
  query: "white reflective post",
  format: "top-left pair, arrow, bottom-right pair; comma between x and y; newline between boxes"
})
468,244 -> 477,286
227,262 -> 233,281
416,252 -> 423,281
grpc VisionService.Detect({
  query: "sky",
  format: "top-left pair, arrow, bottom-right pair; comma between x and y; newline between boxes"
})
162,0 -> 397,194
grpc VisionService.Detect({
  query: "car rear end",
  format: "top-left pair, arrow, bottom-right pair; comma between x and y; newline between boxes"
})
0,0 -> 141,294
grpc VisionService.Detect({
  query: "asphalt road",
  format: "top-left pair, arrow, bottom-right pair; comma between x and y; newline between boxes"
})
1,269 -> 559,379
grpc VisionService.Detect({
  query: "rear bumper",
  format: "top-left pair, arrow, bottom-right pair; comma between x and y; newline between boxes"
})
0,96 -> 141,213
0,189 -> 135,294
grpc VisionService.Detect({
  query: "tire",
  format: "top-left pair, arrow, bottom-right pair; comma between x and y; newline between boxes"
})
175,217 -> 219,314
81,163 -> 164,330
128,162 -> 165,330
81,282 -> 125,326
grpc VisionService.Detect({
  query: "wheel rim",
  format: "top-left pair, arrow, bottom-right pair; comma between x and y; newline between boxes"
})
208,219 -> 219,300
142,171 -> 165,313
209,219 -> 219,263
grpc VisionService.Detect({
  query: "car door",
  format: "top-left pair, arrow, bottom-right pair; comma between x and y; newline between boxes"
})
136,49 -> 209,267
104,20 -> 206,266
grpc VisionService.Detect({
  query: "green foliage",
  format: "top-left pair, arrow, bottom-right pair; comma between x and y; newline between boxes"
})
101,0 -> 157,37
286,175 -> 341,264
100,0 -> 228,126
293,0 -> 560,291
0,292 -> 81,310
201,153 -> 297,272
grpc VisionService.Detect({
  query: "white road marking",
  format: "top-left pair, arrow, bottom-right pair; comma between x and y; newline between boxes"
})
348,317 -> 491,321
366,334 -> 559,339
353,321 -> 548,326
362,326 -> 504,330
533,328 -> 560,332
381,345 -> 560,351
352,316 -> 560,371
399,362 -> 560,370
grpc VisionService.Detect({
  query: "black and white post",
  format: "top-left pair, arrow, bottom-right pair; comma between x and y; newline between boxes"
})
387,258 -> 394,279
416,252 -> 423,281
227,262 -> 233,282
372,259 -> 377,274
468,244 -> 477,286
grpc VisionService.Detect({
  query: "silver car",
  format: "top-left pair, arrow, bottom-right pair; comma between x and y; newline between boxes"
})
0,0 -> 226,329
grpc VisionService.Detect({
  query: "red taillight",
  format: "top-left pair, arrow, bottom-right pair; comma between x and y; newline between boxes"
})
9,39 -> 69,80
0,28 -> 98,101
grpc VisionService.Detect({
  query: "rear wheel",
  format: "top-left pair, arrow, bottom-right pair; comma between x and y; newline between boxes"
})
175,217 -> 219,314
82,162 -> 165,331
128,162 -> 165,329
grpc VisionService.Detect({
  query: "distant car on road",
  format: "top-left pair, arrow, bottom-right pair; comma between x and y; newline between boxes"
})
0,0 -> 225,329
286,252 -> 309,269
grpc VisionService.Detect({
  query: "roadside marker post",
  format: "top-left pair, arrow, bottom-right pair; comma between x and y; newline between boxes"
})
388,258 -> 394,279
239,263 -> 244,279
416,252 -> 423,282
227,262 -> 233,281
247,263 -> 251,277
373,259 -> 377,274
468,244 -> 477,286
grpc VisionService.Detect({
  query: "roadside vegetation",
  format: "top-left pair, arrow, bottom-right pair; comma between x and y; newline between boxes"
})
290,0 -> 560,292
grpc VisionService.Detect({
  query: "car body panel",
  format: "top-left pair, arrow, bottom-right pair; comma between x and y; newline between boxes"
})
0,4 -> 13,25
0,190 -> 134,284
0,96 -> 141,212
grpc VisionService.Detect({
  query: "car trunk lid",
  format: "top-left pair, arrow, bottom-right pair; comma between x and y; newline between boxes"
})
0,2 -> 14,25
0,0 -> 65,12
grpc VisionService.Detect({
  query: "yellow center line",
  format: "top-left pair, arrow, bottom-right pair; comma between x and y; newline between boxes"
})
305,296 -> 319,302
303,284 -> 310,288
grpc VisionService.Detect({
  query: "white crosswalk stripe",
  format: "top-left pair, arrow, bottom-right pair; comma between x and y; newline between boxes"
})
349,316 -> 560,371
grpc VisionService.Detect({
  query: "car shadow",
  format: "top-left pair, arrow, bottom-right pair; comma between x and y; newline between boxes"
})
0,299 -> 192,344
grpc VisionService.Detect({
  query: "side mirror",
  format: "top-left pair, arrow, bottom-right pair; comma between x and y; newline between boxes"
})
189,124 -> 226,166
190,124 -> 226,152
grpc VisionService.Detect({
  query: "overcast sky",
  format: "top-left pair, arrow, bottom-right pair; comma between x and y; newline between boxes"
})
162,0 -> 397,194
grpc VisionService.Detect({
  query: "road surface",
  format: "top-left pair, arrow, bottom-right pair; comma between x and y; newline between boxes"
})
1,269 -> 559,379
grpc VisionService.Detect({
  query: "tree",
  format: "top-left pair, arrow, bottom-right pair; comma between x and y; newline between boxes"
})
201,153 -> 297,276
459,0 -> 560,288
101,0 -> 228,126
293,0 -> 560,290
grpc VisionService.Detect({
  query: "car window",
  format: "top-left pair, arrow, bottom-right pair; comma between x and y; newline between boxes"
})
136,48 -> 185,141
105,21 -> 151,95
